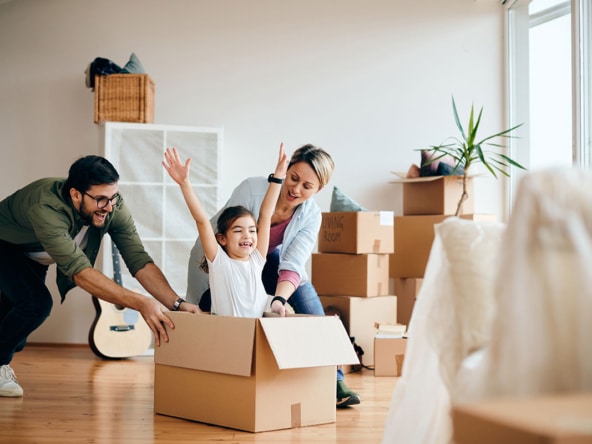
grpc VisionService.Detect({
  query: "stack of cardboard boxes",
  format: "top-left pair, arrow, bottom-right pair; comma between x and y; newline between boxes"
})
389,175 -> 494,326
312,211 -> 398,370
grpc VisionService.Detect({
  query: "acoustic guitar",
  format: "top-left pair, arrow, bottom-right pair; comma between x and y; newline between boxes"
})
88,243 -> 152,359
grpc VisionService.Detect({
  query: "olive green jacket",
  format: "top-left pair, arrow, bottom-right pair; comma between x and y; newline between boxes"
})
0,178 -> 153,300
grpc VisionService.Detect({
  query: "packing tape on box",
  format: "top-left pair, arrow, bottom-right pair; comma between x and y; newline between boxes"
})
291,403 -> 302,428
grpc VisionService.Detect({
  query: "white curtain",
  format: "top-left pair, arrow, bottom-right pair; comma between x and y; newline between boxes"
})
382,166 -> 592,444
382,217 -> 505,444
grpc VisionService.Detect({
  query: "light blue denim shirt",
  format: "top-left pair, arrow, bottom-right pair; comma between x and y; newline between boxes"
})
185,176 -> 321,304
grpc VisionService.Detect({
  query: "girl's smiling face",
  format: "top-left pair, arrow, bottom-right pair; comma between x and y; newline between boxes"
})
217,215 -> 258,260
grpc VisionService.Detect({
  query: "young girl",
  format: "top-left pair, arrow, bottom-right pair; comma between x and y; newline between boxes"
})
163,145 -> 288,317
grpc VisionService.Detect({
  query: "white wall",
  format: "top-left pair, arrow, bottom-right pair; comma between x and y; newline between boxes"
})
0,0 -> 506,344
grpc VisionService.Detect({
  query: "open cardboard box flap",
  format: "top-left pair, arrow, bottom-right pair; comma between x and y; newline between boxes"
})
259,316 -> 360,369
389,171 -> 481,183
155,312 -> 359,376
154,312 -> 256,376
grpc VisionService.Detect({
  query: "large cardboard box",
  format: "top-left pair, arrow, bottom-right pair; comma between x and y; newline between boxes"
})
393,277 -> 423,325
154,313 -> 359,432
393,175 -> 475,216
318,211 -> 394,254
391,215 -> 448,278
320,295 -> 397,366
374,335 -> 407,377
391,214 -> 496,278
452,393 -> 592,444
312,253 -> 389,297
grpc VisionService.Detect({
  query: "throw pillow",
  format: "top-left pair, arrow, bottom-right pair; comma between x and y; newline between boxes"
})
330,186 -> 367,212
121,52 -> 147,74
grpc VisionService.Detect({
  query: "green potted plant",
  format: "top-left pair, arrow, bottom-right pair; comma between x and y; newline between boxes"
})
422,96 -> 526,216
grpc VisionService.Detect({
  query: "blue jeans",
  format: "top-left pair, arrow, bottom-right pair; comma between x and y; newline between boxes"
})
261,249 -> 325,316
0,241 -> 52,365
262,249 -> 344,382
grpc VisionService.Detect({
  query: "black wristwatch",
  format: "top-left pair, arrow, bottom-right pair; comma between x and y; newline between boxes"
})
271,296 -> 287,305
267,173 -> 284,184
172,297 -> 185,311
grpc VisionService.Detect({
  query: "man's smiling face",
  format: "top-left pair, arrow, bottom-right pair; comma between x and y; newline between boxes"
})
74,183 -> 119,228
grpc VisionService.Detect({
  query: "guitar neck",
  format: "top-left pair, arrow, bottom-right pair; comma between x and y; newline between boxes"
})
111,242 -> 123,287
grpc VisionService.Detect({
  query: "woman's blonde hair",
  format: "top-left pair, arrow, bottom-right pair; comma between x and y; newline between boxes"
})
288,144 -> 334,189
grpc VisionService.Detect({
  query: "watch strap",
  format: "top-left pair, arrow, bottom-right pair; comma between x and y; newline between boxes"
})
267,173 -> 284,184
172,297 -> 185,311
271,296 -> 287,305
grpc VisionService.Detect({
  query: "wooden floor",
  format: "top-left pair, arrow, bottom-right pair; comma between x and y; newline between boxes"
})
0,345 -> 399,443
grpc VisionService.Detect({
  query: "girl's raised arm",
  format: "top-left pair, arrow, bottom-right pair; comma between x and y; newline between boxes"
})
162,147 -> 218,263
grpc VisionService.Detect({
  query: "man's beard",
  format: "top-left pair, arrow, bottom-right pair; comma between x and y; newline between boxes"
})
79,200 -> 107,228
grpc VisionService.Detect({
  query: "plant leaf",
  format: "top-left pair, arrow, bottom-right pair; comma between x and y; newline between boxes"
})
478,123 -> 524,145
467,106 -> 483,147
452,96 -> 467,142
497,153 -> 527,170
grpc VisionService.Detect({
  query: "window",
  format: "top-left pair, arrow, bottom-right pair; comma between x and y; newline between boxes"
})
505,0 -> 591,211
529,1 -> 572,170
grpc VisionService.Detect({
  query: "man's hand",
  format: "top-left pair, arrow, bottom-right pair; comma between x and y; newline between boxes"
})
136,297 -> 175,347
135,294 -> 202,346
74,266 -> 202,347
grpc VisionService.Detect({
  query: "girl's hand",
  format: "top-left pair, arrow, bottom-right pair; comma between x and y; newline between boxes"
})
162,147 -> 191,185
274,143 -> 289,179
270,299 -> 287,317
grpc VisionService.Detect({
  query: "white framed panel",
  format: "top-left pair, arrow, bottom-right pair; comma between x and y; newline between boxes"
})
101,122 -> 223,297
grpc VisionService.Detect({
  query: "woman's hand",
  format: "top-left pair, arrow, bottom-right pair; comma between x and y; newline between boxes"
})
274,143 -> 289,179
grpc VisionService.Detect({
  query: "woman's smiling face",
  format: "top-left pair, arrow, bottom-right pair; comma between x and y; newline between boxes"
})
280,161 -> 321,208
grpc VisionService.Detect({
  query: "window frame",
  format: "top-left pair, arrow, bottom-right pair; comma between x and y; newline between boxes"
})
504,0 -> 591,216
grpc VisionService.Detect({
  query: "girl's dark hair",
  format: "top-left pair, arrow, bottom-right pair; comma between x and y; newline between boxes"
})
199,205 -> 256,273
62,155 -> 120,200
216,205 -> 255,235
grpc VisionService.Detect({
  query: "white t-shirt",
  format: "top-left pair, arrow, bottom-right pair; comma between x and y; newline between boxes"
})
207,245 -> 268,318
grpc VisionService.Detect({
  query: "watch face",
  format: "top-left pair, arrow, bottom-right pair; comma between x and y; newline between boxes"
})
173,298 -> 185,310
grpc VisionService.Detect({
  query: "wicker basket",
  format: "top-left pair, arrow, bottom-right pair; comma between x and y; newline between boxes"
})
94,74 -> 155,123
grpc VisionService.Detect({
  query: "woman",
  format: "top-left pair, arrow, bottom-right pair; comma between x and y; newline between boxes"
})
186,143 -> 360,408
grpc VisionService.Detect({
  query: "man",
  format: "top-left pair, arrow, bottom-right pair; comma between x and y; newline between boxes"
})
0,155 -> 200,397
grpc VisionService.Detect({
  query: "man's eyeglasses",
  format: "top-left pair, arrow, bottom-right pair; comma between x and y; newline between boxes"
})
83,191 -> 120,209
